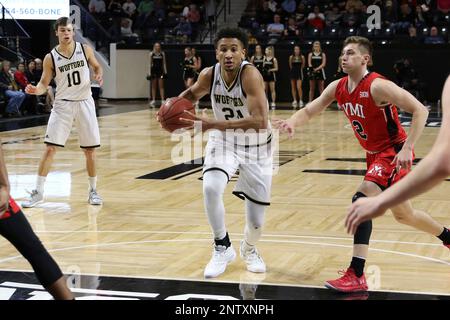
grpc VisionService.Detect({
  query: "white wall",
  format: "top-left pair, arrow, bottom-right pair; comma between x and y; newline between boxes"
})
102,44 -> 150,99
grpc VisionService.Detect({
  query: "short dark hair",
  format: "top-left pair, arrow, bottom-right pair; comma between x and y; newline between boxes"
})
343,36 -> 373,57
214,27 -> 248,50
54,16 -> 71,31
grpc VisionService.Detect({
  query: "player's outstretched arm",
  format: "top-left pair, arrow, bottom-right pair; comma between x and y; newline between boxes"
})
346,75 -> 450,234
371,78 -> 429,171
0,145 -> 10,215
273,79 -> 339,138
84,44 -> 103,85
25,54 -> 53,95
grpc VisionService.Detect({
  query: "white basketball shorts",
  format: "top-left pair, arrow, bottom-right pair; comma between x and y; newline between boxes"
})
44,97 -> 100,148
203,135 -> 273,205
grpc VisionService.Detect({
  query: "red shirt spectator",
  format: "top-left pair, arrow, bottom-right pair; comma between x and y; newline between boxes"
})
14,62 -> 29,90
308,6 -> 326,30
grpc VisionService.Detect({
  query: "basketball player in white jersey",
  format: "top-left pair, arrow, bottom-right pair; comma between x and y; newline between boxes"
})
176,28 -> 272,278
22,17 -> 103,207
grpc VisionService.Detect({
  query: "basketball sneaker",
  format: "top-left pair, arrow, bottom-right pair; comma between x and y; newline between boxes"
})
291,100 -> 297,108
299,100 -> 304,108
240,240 -> 266,273
22,189 -> 44,208
204,244 -> 236,278
149,100 -> 155,107
88,189 -> 103,205
324,268 -> 368,293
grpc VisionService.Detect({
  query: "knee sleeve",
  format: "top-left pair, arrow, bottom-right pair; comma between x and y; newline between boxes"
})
352,192 -> 373,245
244,200 -> 266,246
203,170 -> 229,240
0,211 -> 63,287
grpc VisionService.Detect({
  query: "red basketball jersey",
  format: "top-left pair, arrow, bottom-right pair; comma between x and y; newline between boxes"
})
335,72 -> 407,153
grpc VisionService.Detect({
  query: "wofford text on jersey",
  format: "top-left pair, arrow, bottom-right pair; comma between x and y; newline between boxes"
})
58,60 -> 85,73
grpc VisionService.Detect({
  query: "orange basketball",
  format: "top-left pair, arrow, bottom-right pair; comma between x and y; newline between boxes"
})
157,97 -> 196,133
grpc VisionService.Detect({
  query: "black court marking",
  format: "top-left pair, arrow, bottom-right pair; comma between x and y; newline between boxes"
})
326,158 -> 422,164
1,135 -> 42,145
137,158 -> 204,180
304,169 -> 367,176
140,151 -> 314,181
0,270 -> 447,300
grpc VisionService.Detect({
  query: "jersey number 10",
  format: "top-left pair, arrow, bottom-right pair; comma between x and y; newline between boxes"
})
67,71 -> 81,87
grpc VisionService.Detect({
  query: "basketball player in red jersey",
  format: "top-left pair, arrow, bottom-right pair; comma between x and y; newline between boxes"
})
346,76 -> 450,233
0,144 -> 74,299
274,36 -> 450,293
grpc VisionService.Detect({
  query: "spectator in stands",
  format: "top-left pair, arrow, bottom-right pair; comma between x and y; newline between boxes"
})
268,0 -> 278,13
107,0 -> 123,17
0,60 -> 26,117
413,5 -> 428,29
14,62 -> 39,115
284,16 -> 301,41
136,0 -> 154,29
34,58 -> 43,81
393,58 -> 428,103
153,0 -> 166,19
168,0 -> 185,17
345,0 -> 364,12
307,6 -> 326,31
408,25 -> 423,44
342,7 -> 361,28
174,15 -> 192,43
257,1 -> 275,27
121,17 -> 140,43
382,0 -> 397,28
33,58 -> 53,113
434,0 -> 450,26
267,14 -> 285,44
187,4 -> 201,39
25,60 -> 37,85
326,5 -> 343,27
89,0 -> 106,14
14,62 -> 28,91
294,3 -> 308,28
282,0 -> 297,14
122,0 -> 137,21
424,26 -> 445,43
394,3 -> 414,34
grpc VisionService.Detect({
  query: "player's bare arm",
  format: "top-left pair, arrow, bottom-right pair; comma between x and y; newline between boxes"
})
179,66 -> 212,103
371,78 -> 429,171
0,146 -> 10,215
25,54 -> 54,95
83,44 -> 103,85
181,66 -> 268,131
273,79 -> 339,138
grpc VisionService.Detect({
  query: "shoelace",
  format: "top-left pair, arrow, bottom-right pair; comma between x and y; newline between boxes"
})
244,248 -> 261,262
337,269 -> 353,281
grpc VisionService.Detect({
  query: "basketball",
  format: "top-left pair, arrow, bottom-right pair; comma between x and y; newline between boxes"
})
157,97 -> 196,133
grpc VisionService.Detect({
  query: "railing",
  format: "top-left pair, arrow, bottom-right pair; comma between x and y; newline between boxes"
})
0,2 -> 32,62
200,0 -> 229,44
70,0 -> 113,63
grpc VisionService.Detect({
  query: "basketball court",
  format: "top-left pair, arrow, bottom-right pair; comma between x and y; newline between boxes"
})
1,101 -> 449,300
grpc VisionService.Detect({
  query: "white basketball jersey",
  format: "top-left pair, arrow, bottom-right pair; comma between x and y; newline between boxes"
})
210,61 -> 271,146
51,42 -> 92,101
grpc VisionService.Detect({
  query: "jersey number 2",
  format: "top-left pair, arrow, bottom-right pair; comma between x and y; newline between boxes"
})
352,120 -> 368,140
67,71 -> 81,87
222,108 -> 244,120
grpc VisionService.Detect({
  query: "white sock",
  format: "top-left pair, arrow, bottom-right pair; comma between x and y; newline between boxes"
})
88,176 -> 97,191
36,176 -> 46,194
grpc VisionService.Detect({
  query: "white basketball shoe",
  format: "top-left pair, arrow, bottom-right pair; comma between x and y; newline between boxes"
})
240,240 -> 266,273
204,244 -> 236,278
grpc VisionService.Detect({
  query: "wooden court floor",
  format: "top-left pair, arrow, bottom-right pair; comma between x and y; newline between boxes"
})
2,102 -> 450,296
